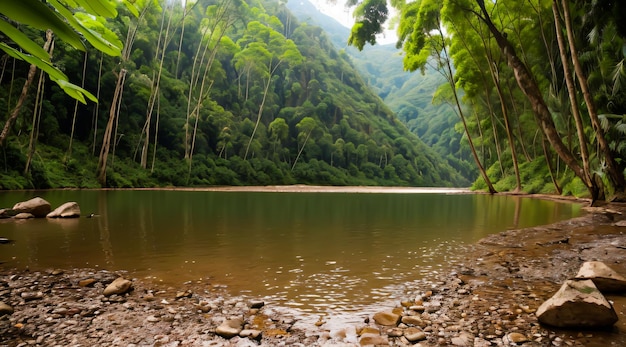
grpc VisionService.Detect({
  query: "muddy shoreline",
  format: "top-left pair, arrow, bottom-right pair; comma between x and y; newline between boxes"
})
1,191 -> 626,346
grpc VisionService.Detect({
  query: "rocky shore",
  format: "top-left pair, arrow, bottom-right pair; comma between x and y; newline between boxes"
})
1,197 -> 626,346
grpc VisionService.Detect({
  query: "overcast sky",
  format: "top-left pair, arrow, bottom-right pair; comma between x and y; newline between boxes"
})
308,0 -> 398,45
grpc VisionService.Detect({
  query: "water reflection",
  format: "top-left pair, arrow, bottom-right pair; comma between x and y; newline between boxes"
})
0,190 -> 582,312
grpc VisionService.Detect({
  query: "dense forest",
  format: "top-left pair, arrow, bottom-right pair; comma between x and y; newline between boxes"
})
3,0 -> 626,202
0,0 -> 469,189
287,0 -> 477,185
344,0 -> 626,202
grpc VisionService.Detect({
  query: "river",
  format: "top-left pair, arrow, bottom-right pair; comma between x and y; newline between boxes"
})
0,188 -> 582,314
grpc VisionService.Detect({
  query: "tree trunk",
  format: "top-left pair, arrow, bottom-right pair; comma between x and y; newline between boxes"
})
0,30 -> 53,148
97,69 -> 127,185
560,0 -> 626,196
475,0 -> 597,199
552,0 -> 593,189
438,28 -> 496,193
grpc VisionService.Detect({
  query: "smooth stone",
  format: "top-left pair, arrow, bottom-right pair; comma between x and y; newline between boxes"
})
575,261 -> 626,293
12,197 -> 51,218
20,291 -> 43,301
372,311 -> 401,326
47,202 -> 81,218
386,327 -> 403,337
250,300 -> 264,309
359,326 -> 380,335
359,332 -> 388,345
404,327 -> 426,342
0,301 -> 14,315
103,277 -> 133,296
239,329 -> 262,340
505,332 -> 528,343
14,213 -> 34,219
78,279 -> 97,287
451,331 -> 475,346
401,315 -> 425,327
536,279 -> 618,328
215,317 -> 243,338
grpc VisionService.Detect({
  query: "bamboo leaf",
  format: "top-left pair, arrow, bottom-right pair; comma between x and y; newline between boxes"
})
48,0 -> 122,56
0,0 -> 86,51
74,0 -> 117,18
0,20 -> 50,61
0,42 -> 67,81
54,79 -> 98,104
0,43 -> 96,104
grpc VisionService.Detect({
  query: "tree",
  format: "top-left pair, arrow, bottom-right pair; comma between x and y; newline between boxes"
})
235,19 -> 303,160
0,0 -> 130,147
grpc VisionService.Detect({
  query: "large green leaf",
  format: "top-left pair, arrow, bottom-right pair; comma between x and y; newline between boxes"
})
0,0 -> 86,51
74,0 -> 117,18
0,20 -> 50,61
0,43 -> 95,104
0,42 -> 67,81
48,0 -> 122,56
54,79 -> 98,104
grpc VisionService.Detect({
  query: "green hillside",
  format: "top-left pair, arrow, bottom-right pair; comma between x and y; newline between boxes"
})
287,0 -> 478,181
0,0 -> 469,189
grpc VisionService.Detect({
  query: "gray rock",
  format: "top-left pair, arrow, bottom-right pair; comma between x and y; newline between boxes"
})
0,301 -> 14,315
575,261 -> 626,293
12,197 -> 51,218
372,311 -> 400,326
215,317 -> 243,338
47,202 -> 81,218
536,279 -> 618,328
103,277 -> 133,296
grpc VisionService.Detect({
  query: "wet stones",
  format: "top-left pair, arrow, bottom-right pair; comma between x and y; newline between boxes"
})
2,197 -> 81,221
12,197 -> 51,218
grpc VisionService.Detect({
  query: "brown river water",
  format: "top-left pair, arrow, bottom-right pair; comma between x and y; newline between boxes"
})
0,188 -> 582,315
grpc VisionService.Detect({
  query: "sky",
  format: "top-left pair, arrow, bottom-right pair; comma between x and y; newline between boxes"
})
308,0 -> 398,45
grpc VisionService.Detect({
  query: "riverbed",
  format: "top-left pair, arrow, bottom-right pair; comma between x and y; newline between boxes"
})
1,189 -> 625,346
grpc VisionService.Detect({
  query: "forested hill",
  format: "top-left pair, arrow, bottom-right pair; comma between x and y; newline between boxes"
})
287,0 -> 477,182
0,0 -> 469,189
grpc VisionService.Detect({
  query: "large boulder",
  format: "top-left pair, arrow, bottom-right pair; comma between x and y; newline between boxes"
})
575,261 -> 626,293
12,197 -> 51,218
536,279 -> 618,328
47,202 -> 81,218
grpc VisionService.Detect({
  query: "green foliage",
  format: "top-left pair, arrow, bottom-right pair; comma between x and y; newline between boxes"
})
0,0 -> 469,190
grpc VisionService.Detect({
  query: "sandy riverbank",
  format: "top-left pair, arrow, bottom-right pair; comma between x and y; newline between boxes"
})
1,190 -> 625,346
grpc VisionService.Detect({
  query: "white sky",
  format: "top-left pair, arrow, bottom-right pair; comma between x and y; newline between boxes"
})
308,0 -> 398,45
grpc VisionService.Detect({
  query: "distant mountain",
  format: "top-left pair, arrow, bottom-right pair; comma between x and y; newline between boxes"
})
287,0 -> 478,181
